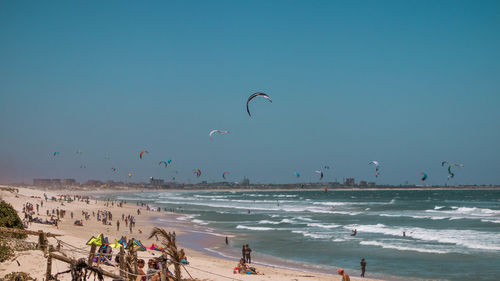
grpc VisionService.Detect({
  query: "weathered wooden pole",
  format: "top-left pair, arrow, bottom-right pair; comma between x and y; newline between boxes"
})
160,254 -> 167,281
45,253 -> 52,281
87,243 -> 97,266
119,246 -> 126,278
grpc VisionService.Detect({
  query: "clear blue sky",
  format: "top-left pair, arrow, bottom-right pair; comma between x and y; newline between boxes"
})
1,0 -> 499,185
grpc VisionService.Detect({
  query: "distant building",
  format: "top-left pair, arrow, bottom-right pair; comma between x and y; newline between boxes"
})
359,181 -> 367,187
62,179 -> 78,186
84,179 -> 104,187
368,182 -> 376,187
344,178 -> 355,186
33,179 -> 62,187
149,177 -> 165,187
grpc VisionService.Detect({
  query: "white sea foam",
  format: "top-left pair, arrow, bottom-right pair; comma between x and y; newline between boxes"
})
307,223 -> 340,229
332,238 -> 346,242
312,202 -> 347,206
292,230 -> 331,239
236,225 -> 275,231
258,220 -> 281,225
344,224 -> 500,251
360,241 -> 450,254
192,219 -> 209,225
434,206 -> 445,210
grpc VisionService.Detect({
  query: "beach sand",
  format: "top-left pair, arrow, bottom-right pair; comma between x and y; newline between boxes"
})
0,186 -> 381,281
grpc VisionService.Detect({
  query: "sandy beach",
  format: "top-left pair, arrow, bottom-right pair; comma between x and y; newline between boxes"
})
0,185 -> 381,281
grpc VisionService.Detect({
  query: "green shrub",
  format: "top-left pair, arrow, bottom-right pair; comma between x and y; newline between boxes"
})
0,201 -> 26,239
0,238 -> 13,262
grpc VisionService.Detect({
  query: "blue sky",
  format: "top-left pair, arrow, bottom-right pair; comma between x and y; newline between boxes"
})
1,0 -> 499,185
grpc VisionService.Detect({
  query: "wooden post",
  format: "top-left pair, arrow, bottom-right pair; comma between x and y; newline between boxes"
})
87,243 -> 97,266
133,250 -> 138,275
38,231 -> 44,250
160,254 -> 167,281
45,253 -> 52,281
42,232 -> 48,256
119,246 -> 126,278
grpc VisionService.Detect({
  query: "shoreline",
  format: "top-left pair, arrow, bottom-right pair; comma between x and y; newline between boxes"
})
0,186 -> 382,281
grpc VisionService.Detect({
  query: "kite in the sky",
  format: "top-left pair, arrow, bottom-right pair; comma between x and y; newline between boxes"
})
324,165 -> 330,170
246,92 -> 272,116
314,170 -> 323,180
139,150 -> 148,159
128,173 -> 132,178
159,161 -> 168,167
111,168 -> 117,172
447,163 -> 463,180
53,152 -> 60,156
369,161 -> 380,177
295,172 -> 300,178
193,169 -> 201,178
447,166 -> 455,179
167,159 -> 172,164
222,171 -> 230,179
441,161 -> 448,167
209,130 -> 230,139
76,149 -> 83,155
420,172 -> 428,181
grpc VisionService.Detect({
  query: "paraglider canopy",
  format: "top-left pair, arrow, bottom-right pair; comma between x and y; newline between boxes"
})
420,172 -> 428,181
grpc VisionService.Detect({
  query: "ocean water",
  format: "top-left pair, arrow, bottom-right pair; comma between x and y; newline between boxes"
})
111,189 -> 500,281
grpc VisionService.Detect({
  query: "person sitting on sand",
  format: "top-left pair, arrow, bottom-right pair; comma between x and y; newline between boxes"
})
337,268 -> 350,281
136,259 -> 146,281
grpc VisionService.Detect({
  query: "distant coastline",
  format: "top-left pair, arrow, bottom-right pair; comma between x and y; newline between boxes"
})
2,183 -> 500,195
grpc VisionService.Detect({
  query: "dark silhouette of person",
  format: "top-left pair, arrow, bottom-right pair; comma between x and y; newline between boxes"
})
245,244 -> 252,263
360,258 -> 367,277
351,229 -> 357,236
225,236 -> 228,245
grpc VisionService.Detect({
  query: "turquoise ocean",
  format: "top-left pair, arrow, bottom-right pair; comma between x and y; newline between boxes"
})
109,189 -> 500,281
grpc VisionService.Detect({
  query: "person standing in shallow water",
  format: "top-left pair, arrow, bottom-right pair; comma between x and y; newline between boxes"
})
360,258 -> 367,277
245,244 -> 252,263
242,245 -> 246,260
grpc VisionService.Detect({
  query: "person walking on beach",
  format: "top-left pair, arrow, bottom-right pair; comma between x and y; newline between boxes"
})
116,220 -> 120,231
337,268 -> 350,281
360,258 -> 366,277
225,236 -> 228,245
245,244 -> 252,263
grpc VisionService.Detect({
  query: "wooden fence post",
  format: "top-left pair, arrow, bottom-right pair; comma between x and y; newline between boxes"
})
42,232 -> 48,256
45,252 -> 52,281
38,230 -> 45,250
119,246 -> 126,278
160,254 -> 167,281
87,243 -> 97,266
